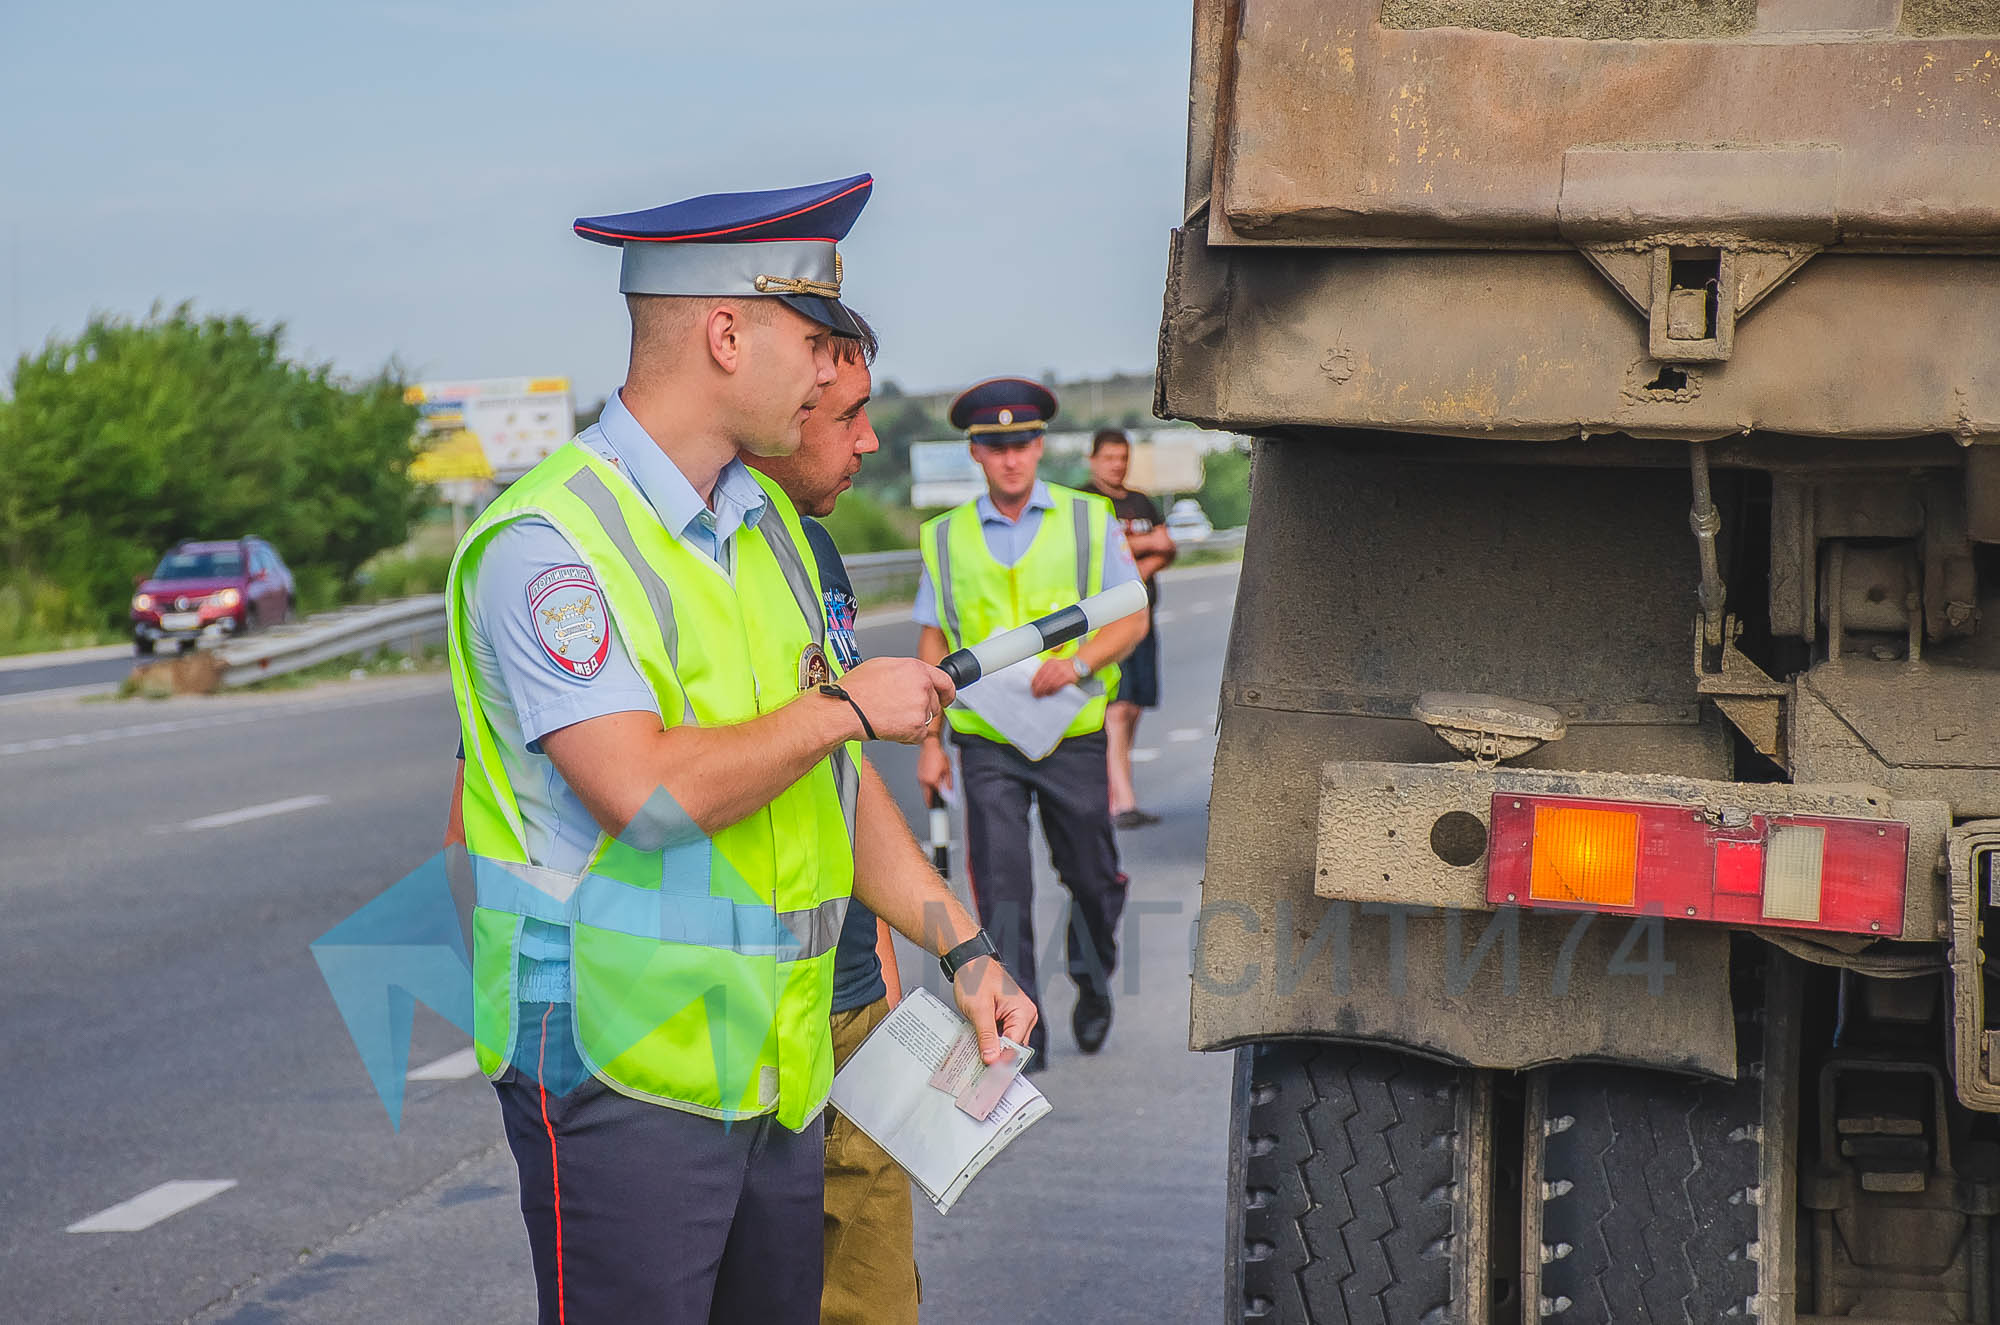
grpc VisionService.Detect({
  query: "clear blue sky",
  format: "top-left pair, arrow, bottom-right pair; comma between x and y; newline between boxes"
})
0,2 -> 1193,404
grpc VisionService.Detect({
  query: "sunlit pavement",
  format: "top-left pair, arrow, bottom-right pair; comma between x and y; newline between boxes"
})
0,562 -> 1240,1324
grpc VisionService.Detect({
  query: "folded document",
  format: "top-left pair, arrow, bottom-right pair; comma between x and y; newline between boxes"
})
828,988 -> 1051,1214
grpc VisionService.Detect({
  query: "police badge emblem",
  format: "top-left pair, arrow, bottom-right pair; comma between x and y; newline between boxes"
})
798,641 -> 831,690
528,564 -> 612,678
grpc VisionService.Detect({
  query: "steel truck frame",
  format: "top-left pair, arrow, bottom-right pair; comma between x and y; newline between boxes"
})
1157,3 -> 2000,1321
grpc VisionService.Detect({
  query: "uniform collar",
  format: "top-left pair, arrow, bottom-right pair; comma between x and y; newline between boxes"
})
589,390 -> 768,543
975,480 -> 1054,526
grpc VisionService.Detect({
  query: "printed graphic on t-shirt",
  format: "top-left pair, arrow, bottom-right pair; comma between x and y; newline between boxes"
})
825,585 -> 861,670
528,564 -> 612,678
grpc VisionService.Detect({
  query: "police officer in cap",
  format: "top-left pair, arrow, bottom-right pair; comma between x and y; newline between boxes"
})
447,176 -> 1035,1324
913,379 -> 1148,1066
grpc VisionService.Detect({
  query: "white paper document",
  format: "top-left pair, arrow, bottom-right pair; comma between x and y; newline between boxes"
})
828,988 -> 1051,1214
953,655 -> 1089,761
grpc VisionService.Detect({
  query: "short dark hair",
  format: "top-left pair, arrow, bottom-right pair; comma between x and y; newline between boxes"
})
833,309 -> 878,366
1091,427 -> 1131,455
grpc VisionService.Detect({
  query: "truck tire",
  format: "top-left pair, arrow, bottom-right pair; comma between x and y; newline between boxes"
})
1229,1040 -> 1492,1324
1524,945 -> 1797,1324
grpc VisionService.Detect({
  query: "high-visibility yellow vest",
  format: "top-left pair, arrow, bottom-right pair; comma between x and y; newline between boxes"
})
447,442 -> 859,1131
920,484 -> 1119,746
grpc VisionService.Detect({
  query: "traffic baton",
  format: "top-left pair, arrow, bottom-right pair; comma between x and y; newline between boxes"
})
926,790 -> 951,876
936,580 -> 1149,689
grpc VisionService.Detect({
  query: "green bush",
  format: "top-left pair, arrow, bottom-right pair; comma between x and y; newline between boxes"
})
0,305 -> 419,633
0,573 -> 114,654
819,489 -> 927,552
1196,443 -> 1252,530
360,552 -> 454,602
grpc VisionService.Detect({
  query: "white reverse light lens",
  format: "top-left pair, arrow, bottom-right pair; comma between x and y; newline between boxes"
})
1762,824 -> 1826,922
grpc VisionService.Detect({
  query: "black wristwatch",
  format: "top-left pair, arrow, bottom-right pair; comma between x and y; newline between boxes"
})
940,930 -> 999,981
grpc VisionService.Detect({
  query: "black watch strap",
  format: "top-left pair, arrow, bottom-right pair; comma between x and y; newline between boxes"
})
939,930 -> 999,981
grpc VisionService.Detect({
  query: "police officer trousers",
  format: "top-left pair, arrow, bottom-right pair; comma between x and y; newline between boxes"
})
495,1003 -> 825,1324
954,731 -> 1128,1050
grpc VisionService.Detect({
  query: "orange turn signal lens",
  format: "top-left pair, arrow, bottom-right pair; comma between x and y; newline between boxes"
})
1528,804 -> 1640,906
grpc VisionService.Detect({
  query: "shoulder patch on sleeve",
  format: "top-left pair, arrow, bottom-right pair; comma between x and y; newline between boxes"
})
527,564 -> 613,678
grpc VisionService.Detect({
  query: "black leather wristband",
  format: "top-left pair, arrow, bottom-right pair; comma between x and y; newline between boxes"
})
817,683 -> 876,741
940,929 -> 999,981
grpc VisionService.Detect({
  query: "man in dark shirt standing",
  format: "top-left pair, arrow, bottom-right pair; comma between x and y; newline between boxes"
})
744,314 -> 920,1325
1082,428 -> 1177,828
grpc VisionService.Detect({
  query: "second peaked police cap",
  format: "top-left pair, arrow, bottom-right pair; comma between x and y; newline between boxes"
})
950,377 -> 1059,444
573,174 -> 872,338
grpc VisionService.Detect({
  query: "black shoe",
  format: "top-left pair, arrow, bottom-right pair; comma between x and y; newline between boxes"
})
1072,991 -> 1113,1054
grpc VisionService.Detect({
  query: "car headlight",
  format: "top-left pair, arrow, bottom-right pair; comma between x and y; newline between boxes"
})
132,593 -> 153,612
213,587 -> 242,609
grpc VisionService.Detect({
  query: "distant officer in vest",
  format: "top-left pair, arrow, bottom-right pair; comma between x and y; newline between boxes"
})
739,315 -> 922,1325
448,176 -> 1035,1325
913,378 -> 1149,1066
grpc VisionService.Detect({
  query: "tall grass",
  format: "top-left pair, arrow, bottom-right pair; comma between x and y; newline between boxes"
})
0,574 -> 122,655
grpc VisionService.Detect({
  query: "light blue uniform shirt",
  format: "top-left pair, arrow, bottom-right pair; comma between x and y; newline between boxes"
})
466,390 -> 770,1000
911,480 -> 1140,629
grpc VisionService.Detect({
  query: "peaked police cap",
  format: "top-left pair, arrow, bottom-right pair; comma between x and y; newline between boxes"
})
574,174 -> 872,338
949,377 -> 1059,442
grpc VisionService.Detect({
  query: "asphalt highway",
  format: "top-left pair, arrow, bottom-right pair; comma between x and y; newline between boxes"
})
0,563 -> 1239,1324
0,644 -> 135,701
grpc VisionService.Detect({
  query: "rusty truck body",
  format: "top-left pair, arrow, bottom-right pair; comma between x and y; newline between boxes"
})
1157,3 -> 2000,1320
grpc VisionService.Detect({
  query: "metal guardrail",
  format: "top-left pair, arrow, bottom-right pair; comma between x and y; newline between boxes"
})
210,595 -> 447,688
842,529 -> 1243,599
843,550 -> 924,599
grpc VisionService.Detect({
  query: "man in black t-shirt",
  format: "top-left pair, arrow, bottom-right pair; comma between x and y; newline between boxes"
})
1082,429 -> 1176,829
744,317 -> 921,1325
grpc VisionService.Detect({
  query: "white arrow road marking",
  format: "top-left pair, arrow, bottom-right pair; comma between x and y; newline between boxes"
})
1131,748 -> 1161,763
408,1047 -> 481,1080
1168,728 -> 1208,742
67,1180 -> 237,1233
1188,600 -> 1215,614
179,795 -> 330,832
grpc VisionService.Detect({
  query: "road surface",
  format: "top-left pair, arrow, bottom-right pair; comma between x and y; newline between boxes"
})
0,563 -> 1239,1324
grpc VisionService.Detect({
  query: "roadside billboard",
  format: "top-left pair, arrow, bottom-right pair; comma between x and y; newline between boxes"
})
408,377 -> 575,484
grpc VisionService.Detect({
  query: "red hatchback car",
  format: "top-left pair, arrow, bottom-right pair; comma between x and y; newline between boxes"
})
131,537 -> 295,654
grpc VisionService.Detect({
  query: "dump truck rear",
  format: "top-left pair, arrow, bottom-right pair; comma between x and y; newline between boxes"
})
1157,3 -> 2000,1320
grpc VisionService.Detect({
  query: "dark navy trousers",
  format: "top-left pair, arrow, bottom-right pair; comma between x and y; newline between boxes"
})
954,731 -> 1128,1056
494,1006 -> 825,1324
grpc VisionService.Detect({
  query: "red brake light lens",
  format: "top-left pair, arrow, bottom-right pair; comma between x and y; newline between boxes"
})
1487,794 -> 1907,937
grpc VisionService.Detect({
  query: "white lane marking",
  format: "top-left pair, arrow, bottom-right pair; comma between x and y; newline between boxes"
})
181,795 -> 331,832
1189,600 -> 1215,614
1132,748 -> 1161,763
67,1180 -> 237,1233
0,684 -> 439,762
1152,609 -> 1177,625
408,1047 -> 481,1081
1168,728 -> 1208,743
1203,712 -> 1217,726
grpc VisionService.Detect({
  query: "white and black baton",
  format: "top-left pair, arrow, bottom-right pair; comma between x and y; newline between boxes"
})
936,580 -> 1150,689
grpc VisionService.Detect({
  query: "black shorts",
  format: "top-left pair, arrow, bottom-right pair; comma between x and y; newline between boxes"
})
1115,627 -> 1160,709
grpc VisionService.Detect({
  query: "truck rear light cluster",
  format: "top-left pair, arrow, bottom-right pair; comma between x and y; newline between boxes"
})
1486,794 -> 1908,937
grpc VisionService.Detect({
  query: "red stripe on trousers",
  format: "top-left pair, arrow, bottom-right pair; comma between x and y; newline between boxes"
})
537,1005 -> 567,1324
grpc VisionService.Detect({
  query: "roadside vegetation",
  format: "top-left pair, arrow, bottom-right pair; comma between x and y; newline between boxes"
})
0,305 -> 420,655
2,305 -> 1247,659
